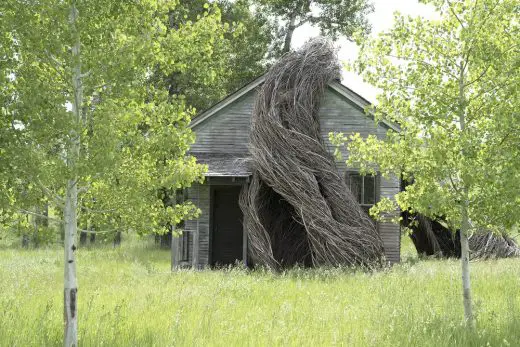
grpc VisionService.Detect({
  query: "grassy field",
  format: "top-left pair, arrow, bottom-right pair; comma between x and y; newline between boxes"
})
1,237 -> 519,346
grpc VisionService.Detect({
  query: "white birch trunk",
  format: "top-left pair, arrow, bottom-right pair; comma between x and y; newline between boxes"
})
460,197 -> 475,328
458,61 -> 474,328
64,180 -> 78,347
171,224 -> 180,271
64,2 -> 82,346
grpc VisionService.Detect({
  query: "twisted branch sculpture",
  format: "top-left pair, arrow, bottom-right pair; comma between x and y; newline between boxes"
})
470,232 -> 520,259
240,39 -> 385,269
406,214 -> 520,259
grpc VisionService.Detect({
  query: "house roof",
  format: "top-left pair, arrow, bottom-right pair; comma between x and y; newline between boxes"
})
190,74 -> 400,132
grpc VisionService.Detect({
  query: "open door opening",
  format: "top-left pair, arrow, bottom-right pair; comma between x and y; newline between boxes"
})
210,185 -> 244,267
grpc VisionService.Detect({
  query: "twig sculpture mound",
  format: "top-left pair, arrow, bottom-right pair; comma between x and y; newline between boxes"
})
240,39 -> 385,269
404,213 -> 520,259
470,232 -> 520,259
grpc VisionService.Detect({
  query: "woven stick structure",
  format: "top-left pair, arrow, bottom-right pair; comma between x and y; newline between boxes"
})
470,232 -> 520,259
405,214 -> 520,259
240,39 -> 385,269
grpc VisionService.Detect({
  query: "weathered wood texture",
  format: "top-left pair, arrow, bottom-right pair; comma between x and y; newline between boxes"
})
318,89 -> 401,264
379,176 -> 401,264
190,91 -> 255,154
183,183 -> 210,268
188,84 -> 401,265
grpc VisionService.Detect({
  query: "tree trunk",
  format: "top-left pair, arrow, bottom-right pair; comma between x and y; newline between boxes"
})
31,206 -> 39,247
21,215 -> 30,248
43,202 -> 49,227
21,233 -> 30,248
64,2 -> 81,346
457,61 -> 474,329
79,230 -> 87,246
64,180 -> 78,347
89,229 -> 96,244
113,231 -> 121,247
35,202 -> 48,247
282,14 -> 297,54
171,224 -> 179,271
460,197 -> 475,328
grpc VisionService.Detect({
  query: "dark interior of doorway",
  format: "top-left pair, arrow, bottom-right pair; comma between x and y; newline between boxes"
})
211,185 -> 244,267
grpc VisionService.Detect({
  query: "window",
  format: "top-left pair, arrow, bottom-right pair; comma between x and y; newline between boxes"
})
346,172 -> 378,215
180,227 -> 189,262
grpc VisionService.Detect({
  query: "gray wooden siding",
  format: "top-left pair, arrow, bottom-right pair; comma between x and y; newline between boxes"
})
319,88 -> 401,264
183,183 -> 210,268
190,85 -> 401,265
319,88 -> 389,173
190,91 -> 255,155
379,176 -> 401,264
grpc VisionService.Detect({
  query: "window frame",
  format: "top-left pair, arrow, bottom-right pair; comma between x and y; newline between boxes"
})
180,229 -> 189,262
345,171 -> 380,210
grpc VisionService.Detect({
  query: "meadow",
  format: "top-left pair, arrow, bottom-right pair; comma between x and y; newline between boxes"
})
1,237 -> 519,347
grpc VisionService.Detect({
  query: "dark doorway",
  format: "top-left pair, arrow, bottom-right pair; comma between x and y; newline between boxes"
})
211,185 -> 244,266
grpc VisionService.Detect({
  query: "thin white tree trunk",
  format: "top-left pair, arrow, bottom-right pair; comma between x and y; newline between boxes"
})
64,2 -> 82,346
457,61 -> 474,328
460,197 -> 475,328
64,180 -> 78,347
171,224 -> 179,271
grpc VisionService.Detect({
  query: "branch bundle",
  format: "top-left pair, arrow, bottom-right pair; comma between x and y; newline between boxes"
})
240,39 -> 385,269
469,232 -> 520,259
405,214 -> 520,259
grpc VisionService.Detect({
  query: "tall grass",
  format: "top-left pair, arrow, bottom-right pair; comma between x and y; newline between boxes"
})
1,237 -> 519,346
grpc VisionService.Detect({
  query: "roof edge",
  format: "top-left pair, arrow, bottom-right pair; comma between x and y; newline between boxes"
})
327,81 -> 400,132
189,74 -> 400,133
189,75 -> 265,129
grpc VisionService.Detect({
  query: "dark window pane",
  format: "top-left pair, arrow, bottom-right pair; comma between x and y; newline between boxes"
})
349,174 -> 362,203
181,231 -> 189,261
364,175 -> 376,205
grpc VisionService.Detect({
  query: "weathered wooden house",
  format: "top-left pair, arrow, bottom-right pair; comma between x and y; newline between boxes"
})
171,75 -> 401,268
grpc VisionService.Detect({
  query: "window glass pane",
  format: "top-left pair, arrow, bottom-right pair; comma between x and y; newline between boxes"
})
181,231 -> 189,261
349,174 -> 362,203
364,175 -> 376,205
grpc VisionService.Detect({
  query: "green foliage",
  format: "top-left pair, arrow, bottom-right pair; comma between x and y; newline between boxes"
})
332,0 -> 520,231
258,0 -> 374,50
217,0 -> 277,94
1,0 -> 215,235
1,243 -> 520,346
152,0 -> 274,111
